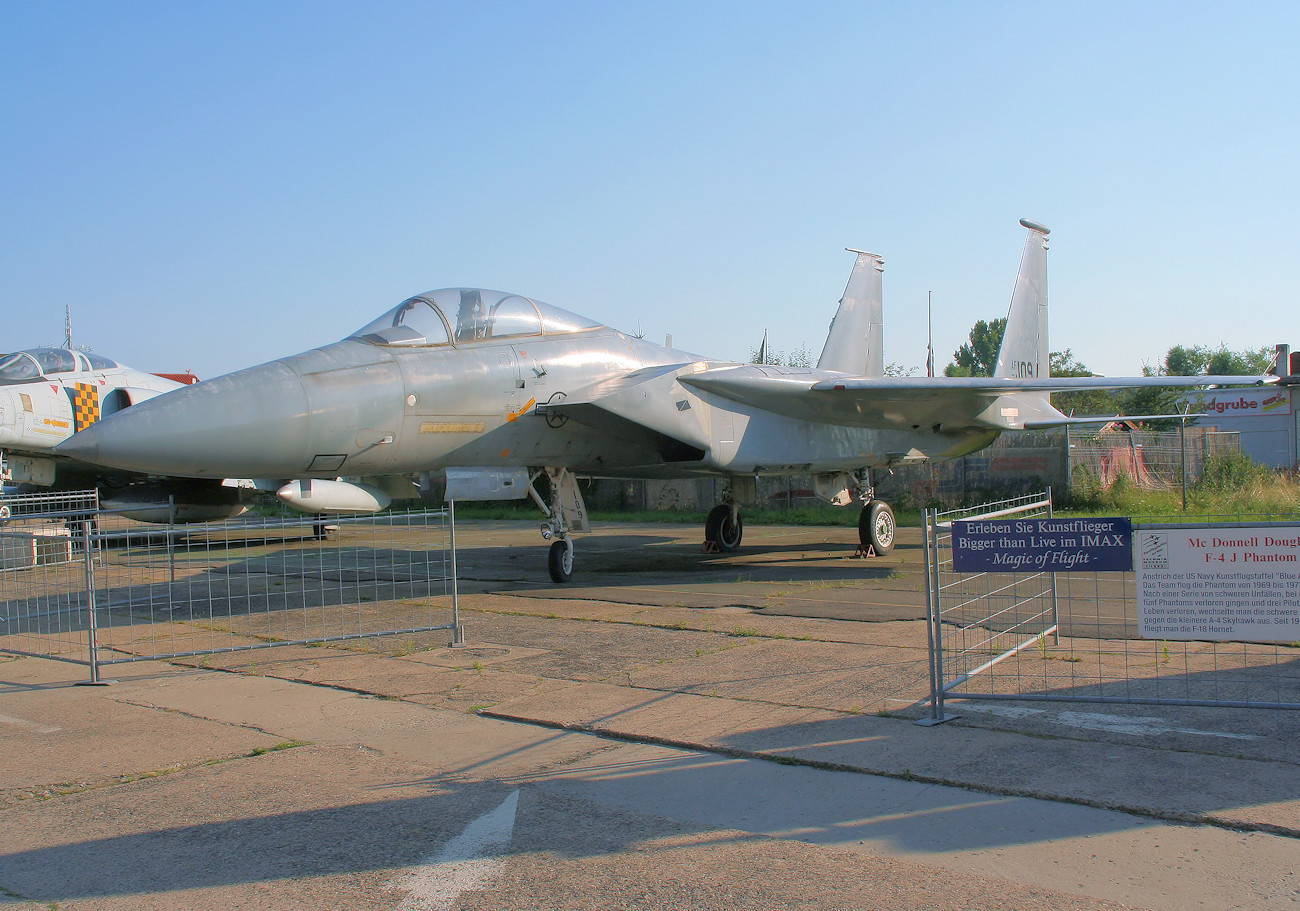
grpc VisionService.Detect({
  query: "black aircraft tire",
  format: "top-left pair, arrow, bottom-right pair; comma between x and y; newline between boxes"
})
548,539 -> 573,583
859,500 -> 896,554
705,505 -> 744,552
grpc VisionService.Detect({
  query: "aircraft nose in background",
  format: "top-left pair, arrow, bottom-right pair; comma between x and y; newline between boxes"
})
55,360 -> 313,479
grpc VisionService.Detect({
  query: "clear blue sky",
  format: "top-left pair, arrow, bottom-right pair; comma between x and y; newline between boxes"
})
3,1 -> 1296,380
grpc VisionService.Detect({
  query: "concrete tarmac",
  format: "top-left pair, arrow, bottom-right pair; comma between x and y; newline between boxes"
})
2,519 -> 1298,910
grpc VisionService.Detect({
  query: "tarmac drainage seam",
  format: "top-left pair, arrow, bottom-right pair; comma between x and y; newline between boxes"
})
476,708 -> 1300,841
112,696 -> 309,742
464,604 -> 917,647
2,741 -> 309,805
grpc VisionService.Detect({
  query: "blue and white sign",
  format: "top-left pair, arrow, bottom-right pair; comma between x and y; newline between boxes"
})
952,517 -> 1133,572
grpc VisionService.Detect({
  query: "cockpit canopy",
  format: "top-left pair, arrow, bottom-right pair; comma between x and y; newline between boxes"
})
0,347 -> 118,384
350,289 -> 604,348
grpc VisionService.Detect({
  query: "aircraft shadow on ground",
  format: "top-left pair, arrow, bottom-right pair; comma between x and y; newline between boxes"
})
0,734 -> 1239,905
457,537 -> 908,591
929,653 -> 1300,753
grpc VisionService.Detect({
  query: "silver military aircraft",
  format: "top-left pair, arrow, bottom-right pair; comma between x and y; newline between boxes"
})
0,345 -> 391,522
57,219 -> 1276,578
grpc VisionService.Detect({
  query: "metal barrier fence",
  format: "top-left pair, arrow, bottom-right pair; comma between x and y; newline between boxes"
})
922,491 -> 1056,724
922,495 -> 1300,722
0,490 -> 462,682
0,489 -> 101,672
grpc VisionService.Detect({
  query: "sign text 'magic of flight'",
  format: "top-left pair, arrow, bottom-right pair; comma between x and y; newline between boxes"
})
951,517 -> 1133,573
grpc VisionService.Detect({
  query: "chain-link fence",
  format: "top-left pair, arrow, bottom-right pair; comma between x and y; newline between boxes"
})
922,494 -> 1300,723
579,428 -> 1248,513
0,490 -> 100,668
0,491 -> 462,681
1067,426 -> 1240,493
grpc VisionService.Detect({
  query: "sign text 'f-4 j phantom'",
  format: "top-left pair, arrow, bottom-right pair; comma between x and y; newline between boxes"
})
57,220 -> 1278,580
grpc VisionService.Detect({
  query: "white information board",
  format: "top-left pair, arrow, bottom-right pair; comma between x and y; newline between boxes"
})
1136,526 -> 1300,642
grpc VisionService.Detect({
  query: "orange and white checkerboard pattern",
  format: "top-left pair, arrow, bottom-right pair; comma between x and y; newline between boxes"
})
73,382 -> 100,431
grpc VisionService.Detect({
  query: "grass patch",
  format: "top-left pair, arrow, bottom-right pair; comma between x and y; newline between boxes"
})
250,740 -> 307,756
1061,452 -> 1300,518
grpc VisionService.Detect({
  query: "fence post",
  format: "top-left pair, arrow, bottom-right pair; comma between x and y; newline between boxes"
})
918,508 -> 953,725
1047,487 -> 1060,645
448,500 -> 465,647
1180,420 -> 1188,512
167,495 -> 177,585
76,518 -> 112,686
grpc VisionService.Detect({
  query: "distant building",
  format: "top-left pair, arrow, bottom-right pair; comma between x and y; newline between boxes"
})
1184,386 -> 1296,469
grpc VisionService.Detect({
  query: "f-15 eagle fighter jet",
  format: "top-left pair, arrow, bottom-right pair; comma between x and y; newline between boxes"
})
57,220 -> 1276,579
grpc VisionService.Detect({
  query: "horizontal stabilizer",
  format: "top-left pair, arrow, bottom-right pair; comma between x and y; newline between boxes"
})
682,366 -> 1274,431
1023,412 -> 1207,429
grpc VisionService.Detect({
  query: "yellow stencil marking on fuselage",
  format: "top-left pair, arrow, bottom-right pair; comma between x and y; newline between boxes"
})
419,421 -> 486,434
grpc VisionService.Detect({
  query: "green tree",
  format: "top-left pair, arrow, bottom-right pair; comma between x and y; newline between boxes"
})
944,317 -> 1006,377
1048,349 -> 1122,416
1158,344 -> 1272,377
1118,372 -> 1186,429
1123,343 -> 1274,428
1162,344 -> 1206,376
1206,346 -> 1273,375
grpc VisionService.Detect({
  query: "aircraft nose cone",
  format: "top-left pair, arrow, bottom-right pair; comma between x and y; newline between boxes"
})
56,360 -> 312,478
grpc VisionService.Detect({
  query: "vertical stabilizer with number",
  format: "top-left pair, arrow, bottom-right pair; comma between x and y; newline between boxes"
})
995,220 -> 1051,380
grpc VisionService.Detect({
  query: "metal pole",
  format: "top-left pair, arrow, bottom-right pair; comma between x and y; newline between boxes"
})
921,510 -> 938,720
1180,419 -> 1188,512
1047,487 -> 1059,645
931,514 -> 948,722
448,500 -> 465,647
918,508 -> 952,725
76,518 -> 111,685
168,494 -> 176,585
1064,425 -> 1073,491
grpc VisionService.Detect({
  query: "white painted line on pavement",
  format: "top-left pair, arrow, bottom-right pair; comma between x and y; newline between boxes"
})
0,713 -> 60,734
393,789 -> 520,911
984,706 -> 1256,740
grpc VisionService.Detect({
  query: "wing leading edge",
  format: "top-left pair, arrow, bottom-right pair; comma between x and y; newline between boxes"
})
680,368 -> 1275,432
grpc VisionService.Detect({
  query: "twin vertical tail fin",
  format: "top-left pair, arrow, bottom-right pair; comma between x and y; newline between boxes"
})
994,219 -> 1051,380
817,221 -> 1051,394
817,249 -> 885,376
985,219 -> 1067,429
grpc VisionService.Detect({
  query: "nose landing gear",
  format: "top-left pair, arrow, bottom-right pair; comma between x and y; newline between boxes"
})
547,536 -> 574,583
531,467 -> 588,583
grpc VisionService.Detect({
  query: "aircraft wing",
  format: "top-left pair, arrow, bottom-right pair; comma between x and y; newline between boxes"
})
680,366 -> 1278,431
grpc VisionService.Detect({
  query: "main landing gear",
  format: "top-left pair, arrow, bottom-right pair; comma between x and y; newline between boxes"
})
858,498 -> 896,554
703,502 -> 743,552
702,479 -> 749,553
853,468 -> 895,555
